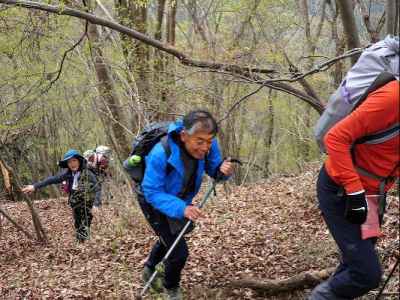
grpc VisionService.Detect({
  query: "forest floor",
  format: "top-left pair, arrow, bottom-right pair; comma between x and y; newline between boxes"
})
1,165 -> 398,300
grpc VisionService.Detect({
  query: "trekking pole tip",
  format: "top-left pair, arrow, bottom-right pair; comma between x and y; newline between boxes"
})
134,293 -> 143,300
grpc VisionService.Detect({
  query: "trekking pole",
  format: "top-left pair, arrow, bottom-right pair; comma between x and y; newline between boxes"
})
138,158 -> 241,299
139,179 -> 218,298
375,256 -> 399,299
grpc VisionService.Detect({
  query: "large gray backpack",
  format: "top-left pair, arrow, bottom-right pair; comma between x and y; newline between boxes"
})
314,35 -> 399,153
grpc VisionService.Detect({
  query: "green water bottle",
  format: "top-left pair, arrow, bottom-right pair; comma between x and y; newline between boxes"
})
127,155 -> 141,167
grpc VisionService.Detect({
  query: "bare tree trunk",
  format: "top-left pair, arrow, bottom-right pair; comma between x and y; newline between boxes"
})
0,154 -> 47,243
385,0 -> 399,36
163,0 -> 177,117
263,90 -> 274,177
231,0 -> 261,49
25,194 -> 47,242
356,0 -> 380,42
115,0 -> 151,120
166,0 -> 177,46
336,0 -> 361,64
87,23 -> 130,157
327,1 -> 345,87
298,0 -> 313,161
184,0 -> 210,44
155,0 -> 166,42
38,118 -> 60,198
153,0 -> 177,121
153,0 -> 168,120
297,0 -> 326,161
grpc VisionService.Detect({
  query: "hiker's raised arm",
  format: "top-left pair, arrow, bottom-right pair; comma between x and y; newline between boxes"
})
31,171 -> 69,191
23,171 -> 69,194
204,139 -> 228,180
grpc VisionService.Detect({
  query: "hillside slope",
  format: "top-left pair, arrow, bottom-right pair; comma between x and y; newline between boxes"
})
1,168 -> 398,299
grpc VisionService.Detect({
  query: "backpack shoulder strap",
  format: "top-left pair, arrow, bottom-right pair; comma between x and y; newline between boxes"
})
356,122 -> 400,145
352,72 -> 396,111
160,135 -> 171,157
160,135 -> 173,175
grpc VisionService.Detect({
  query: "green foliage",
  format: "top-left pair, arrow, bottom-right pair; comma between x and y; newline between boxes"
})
0,0 -> 375,185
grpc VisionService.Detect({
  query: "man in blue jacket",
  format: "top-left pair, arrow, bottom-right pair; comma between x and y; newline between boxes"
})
138,110 -> 233,300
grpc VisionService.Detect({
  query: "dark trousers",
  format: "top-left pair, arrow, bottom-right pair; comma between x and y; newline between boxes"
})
70,191 -> 94,241
317,166 -> 382,298
138,195 -> 189,289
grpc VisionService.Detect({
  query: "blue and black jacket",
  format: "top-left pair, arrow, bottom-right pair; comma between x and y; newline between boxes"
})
141,120 -> 227,219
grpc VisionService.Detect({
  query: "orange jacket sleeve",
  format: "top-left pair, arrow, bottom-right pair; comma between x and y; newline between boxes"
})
324,81 -> 399,194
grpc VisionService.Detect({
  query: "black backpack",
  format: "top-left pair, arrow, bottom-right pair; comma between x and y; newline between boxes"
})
123,121 -> 172,183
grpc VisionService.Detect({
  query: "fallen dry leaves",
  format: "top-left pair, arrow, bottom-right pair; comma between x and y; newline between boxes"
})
0,166 -> 398,299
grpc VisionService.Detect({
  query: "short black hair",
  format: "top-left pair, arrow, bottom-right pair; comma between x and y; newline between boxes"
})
183,110 -> 218,136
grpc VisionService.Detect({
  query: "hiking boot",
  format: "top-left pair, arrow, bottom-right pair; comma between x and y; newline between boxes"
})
142,265 -> 164,293
76,230 -> 89,242
164,287 -> 183,300
76,226 -> 90,243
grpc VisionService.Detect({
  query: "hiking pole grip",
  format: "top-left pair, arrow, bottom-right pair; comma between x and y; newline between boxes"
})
140,180 -> 217,297
215,157 -> 242,182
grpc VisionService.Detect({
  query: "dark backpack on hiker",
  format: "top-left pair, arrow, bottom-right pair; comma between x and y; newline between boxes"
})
124,121 -> 197,235
123,121 -> 172,183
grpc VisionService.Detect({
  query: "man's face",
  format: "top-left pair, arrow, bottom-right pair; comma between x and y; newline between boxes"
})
67,158 -> 80,172
180,130 -> 214,160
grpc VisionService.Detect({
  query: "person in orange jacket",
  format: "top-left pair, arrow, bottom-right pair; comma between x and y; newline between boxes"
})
309,80 -> 399,299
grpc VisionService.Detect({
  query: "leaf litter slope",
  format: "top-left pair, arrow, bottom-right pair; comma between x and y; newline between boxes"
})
0,167 -> 398,299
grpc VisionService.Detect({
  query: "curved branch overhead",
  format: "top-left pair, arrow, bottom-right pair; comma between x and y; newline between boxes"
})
0,0 -> 362,115
0,0 -> 276,75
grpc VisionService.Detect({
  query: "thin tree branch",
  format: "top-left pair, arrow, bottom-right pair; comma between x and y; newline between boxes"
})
0,0 -> 277,75
45,22 -> 88,90
204,69 -> 325,114
0,150 -> 48,243
282,50 -> 321,103
0,0 -> 365,115
218,85 -> 265,123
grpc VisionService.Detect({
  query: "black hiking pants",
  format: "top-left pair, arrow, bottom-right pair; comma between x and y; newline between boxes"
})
315,166 -> 381,298
70,190 -> 94,242
137,194 -> 189,289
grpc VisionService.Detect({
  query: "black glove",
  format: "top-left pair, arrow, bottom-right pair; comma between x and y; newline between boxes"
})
344,192 -> 368,224
167,217 -> 195,235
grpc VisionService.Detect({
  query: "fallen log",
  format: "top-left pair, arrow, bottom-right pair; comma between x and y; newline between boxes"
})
230,267 -> 335,295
